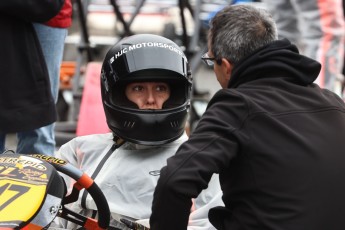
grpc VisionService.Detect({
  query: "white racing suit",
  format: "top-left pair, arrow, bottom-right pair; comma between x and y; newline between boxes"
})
50,132 -> 223,229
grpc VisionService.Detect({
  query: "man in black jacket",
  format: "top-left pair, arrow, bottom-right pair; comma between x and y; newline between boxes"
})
0,0 -> 63,154
150,4 -> 345,230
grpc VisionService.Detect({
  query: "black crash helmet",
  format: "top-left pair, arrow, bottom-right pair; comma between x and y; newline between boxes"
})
100,34 -> 192,145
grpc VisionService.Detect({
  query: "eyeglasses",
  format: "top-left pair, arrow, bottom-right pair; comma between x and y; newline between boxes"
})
201,52 -> 218,67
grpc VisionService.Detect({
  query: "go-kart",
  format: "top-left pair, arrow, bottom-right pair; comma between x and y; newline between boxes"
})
0,153 -> 110,230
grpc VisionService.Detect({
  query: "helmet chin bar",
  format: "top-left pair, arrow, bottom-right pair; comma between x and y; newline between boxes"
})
0,153 -> 110,230
104,101 -> 189,145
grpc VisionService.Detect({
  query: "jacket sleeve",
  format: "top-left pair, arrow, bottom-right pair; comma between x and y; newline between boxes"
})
150,133 -> 238,230
0,0 -> 64,22
150,91 -> 247,230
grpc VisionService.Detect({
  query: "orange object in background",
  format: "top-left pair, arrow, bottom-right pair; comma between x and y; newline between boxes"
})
60,61 -> 76,89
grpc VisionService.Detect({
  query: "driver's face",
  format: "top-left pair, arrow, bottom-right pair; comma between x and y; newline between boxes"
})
125,82 -> 170,109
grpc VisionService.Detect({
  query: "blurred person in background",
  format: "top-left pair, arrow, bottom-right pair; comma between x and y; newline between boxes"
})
31,0 -> 73,155
261,0 -> 345,96
0,0 -> 64,154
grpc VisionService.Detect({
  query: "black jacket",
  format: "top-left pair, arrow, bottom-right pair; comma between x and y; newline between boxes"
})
0,0 -> 64,132
151,39 -> 345,230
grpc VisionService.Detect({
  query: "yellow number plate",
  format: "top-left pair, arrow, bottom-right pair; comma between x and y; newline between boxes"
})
0,179 -> 46,222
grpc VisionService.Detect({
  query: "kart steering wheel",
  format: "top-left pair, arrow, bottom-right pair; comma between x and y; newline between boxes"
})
0,153 -> 110,230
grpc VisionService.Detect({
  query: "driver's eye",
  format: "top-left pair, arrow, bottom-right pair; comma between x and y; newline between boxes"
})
156,85 -> 168,92
133,85 -> 144,91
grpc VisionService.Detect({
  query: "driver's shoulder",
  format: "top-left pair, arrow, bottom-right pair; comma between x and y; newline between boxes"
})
74,132 -> 114,146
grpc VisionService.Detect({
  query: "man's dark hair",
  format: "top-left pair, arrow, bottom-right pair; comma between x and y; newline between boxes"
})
209,4 -> 278,64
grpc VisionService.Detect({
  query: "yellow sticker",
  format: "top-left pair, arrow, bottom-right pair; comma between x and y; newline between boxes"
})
0,179 -> 46,222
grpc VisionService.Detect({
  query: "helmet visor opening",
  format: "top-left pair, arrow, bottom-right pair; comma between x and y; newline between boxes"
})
110,70 -> 190,110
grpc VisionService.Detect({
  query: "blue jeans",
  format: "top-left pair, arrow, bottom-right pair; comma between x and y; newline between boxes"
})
0,24 -> 67,155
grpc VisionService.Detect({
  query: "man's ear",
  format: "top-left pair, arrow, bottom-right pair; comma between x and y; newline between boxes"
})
221,58 -> 233,81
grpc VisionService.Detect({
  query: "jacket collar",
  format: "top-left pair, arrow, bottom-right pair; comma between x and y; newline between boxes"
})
228,39 -> 321,88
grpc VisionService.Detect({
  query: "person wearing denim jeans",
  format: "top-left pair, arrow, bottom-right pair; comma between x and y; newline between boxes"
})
0,0 -> 64,154
0,0 -> 72,155
29,0 -> 72,155
9,24 -> 68,155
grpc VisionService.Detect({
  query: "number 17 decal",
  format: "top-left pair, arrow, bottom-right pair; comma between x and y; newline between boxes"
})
0,183 -> 30,211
